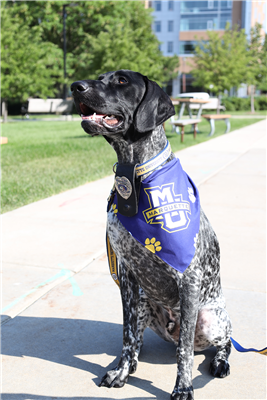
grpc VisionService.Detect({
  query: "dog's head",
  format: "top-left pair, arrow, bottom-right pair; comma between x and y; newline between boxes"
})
71,70 -> 175,138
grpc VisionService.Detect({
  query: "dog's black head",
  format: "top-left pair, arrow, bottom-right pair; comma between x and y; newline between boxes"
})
71,70 -> 175,138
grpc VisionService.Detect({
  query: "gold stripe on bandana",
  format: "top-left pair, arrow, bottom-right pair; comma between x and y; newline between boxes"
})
135,141 -> 172,177
106,234 -> 120,287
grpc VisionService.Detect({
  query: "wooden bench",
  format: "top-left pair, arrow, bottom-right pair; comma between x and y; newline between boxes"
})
171,118 -> 202,142
202,114 -> 231,136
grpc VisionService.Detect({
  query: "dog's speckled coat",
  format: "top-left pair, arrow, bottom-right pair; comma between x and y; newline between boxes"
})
71,70 -> 232,400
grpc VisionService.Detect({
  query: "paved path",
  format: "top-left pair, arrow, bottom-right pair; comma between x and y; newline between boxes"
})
1,120 -> 266,399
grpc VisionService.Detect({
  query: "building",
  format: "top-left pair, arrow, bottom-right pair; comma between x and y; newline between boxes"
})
148,1 -> 267,96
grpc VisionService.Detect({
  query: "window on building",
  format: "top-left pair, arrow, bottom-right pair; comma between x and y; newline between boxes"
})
180,41 -> 196,54
207,20 -> 213,30
168,1 -> 174,11
167,41 -> 173,53
180,15 -> 218,30
181,1 -> 219,13
155,21 -> 161,32
168,21 -> 174,32
220,13 -> 232,29
221,1 -> 232,9
155,1 -> 161,11
208,1 -> 214,8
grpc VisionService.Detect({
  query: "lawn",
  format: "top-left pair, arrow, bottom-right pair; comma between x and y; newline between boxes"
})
1,116 -> 264,213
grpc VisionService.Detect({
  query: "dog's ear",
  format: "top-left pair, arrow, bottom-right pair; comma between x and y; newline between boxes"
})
133,76 -> 175,133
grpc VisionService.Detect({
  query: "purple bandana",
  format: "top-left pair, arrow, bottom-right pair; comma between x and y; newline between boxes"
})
113,158 -> 200,273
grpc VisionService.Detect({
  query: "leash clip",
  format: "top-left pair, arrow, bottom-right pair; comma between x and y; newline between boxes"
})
113,162 -> 118,174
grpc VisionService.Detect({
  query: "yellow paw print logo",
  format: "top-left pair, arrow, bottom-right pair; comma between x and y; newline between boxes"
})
145,237 -> 162,253
112,204 -> 118,215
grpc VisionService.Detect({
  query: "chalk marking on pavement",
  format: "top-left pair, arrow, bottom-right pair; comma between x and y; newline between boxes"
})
1,248 -> 105,323
1,269 -> 74,314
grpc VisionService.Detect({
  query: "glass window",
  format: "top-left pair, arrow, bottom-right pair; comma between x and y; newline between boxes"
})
220,13 -> 232,29
168,1 -> 174,11
155,1 -> 161,11
208,1 -> 213,8
181,1 -> 219,13
167,41 -> 173,53
221,0 -> 233,10
168,21 -> 174,32
207,20 -> 213,30
221,1 -> 232,9
155,21 -> 161,32
180,14 -> 219,30
180,41 -> 196,54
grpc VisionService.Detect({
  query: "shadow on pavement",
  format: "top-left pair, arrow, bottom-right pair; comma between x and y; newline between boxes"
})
2,316 -> 216,398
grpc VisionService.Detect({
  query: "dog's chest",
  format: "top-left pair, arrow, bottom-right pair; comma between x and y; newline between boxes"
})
107,210 -> 181,308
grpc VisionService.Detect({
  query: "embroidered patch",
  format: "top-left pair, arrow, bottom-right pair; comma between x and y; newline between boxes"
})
112,204 -> 118,215
145,237 -> 162,253
143,183 -> 191,234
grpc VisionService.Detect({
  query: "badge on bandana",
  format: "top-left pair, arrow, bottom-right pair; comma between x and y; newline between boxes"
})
113,158 -> 200,273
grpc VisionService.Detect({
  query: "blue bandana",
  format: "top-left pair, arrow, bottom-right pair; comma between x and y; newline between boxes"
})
112,158 -> 200,273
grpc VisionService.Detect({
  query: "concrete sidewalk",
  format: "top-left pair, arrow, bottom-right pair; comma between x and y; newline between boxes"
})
1,119 -> 266,399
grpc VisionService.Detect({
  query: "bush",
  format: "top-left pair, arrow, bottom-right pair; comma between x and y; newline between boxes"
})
257,96 -> 267,110
221,96 -> 267,111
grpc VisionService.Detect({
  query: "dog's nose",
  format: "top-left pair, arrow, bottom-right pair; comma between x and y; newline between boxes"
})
71,81 -> 89,94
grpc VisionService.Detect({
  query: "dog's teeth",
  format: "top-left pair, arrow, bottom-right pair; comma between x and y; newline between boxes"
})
93,113 -> 96,120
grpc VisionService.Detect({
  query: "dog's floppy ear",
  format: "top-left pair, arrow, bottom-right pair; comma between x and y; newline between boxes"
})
133,76 -> 175,133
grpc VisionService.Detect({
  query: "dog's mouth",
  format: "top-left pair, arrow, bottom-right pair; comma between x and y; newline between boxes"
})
79,102 -> 123,129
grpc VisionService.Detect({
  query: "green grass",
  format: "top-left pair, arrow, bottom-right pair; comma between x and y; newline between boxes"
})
1,116 -> 264,213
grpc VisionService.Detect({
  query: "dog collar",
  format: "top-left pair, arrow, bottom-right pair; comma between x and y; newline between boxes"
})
135,141 -> 172,177
113,140 -> 171,178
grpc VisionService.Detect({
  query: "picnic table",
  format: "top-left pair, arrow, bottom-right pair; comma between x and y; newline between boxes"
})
170,97 -> 210,142
177,98 -> 211,119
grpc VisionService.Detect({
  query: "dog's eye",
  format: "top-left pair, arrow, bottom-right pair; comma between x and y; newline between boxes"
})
118,77 -> 128,84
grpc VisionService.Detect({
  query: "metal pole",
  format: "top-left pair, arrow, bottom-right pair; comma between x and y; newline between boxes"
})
63,5 -> 67,99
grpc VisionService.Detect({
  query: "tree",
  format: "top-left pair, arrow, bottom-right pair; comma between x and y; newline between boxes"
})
3,1 -> 179,87
246,23 -> 266,113
258,33 -> 267,93
85,19 -> 178,85
190,24 -> 248,113
1,2 -> 62,121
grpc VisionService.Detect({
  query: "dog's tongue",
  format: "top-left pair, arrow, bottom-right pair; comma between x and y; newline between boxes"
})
104,115 -> 119,126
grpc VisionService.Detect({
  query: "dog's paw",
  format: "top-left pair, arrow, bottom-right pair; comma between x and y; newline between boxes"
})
171,386 -> 194,400
145,237 -> 162,254
129,358 -> 138,374
99,368 -> 129,388
209,359 -> 230,378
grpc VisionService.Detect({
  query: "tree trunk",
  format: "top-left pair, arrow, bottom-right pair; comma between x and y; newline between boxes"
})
250,85 -> 255,113
2,100 -> 8,123
216,95 -> 220,114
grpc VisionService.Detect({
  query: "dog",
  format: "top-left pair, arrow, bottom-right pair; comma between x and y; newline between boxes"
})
71,70 -> 232,400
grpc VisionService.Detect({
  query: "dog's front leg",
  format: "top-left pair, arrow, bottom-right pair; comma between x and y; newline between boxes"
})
171,272 -> 201,400
100,261 -> 139,388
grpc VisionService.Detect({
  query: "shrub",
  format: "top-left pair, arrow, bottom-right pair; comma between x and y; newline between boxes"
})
221,96 -> 267,111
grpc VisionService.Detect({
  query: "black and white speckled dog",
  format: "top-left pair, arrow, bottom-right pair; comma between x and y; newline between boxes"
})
71,70 -> 232,400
